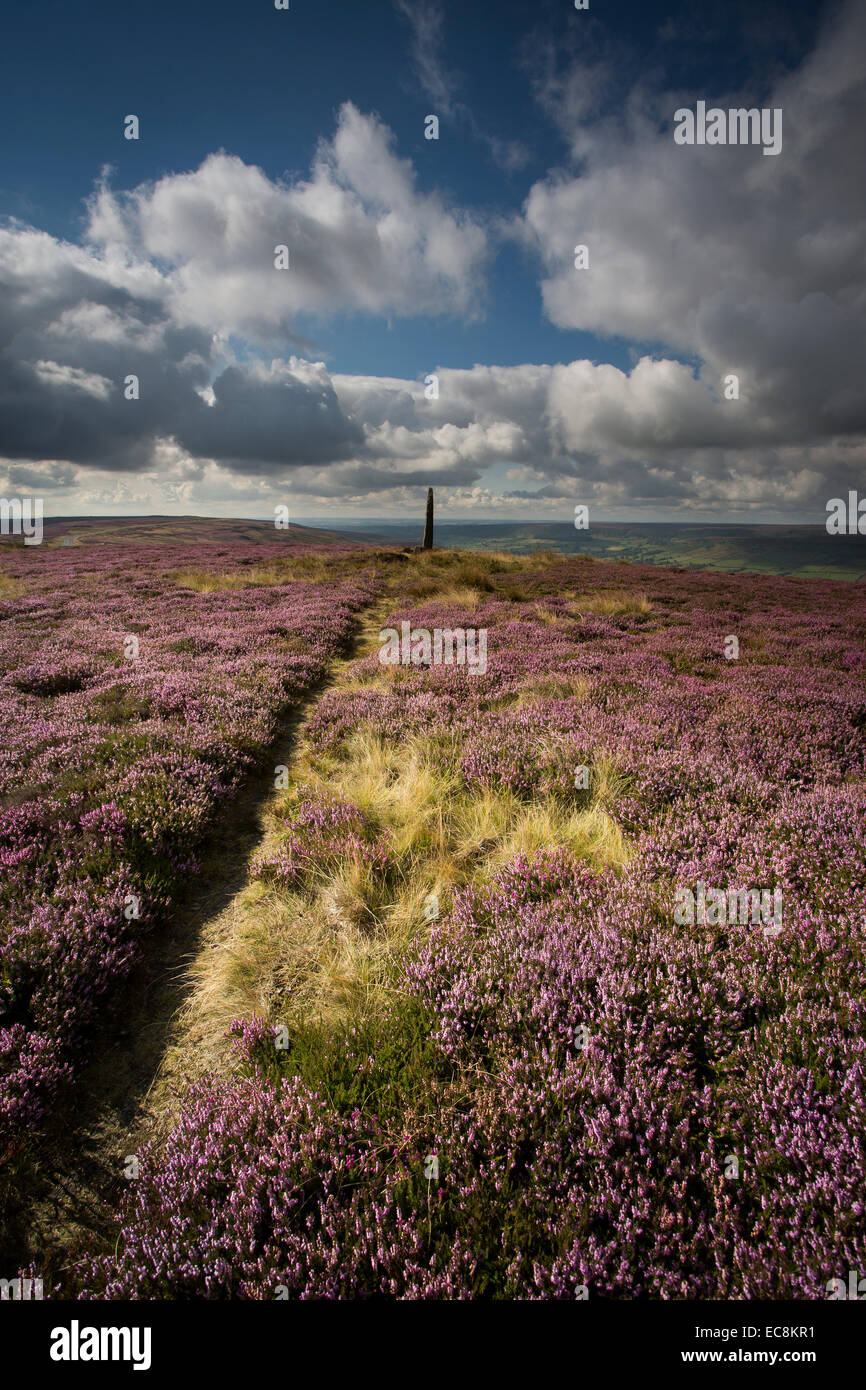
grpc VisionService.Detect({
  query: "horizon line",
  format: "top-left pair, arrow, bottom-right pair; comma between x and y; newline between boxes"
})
32,513 -> 839,529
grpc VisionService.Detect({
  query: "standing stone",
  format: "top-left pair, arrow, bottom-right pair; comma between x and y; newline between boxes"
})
423,488 -> 434,550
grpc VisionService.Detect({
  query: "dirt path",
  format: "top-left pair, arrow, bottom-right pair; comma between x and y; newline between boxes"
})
13,597 -> 393,1289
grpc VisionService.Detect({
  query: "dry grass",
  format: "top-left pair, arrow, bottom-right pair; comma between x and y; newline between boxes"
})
406,548 -> 549,576
419,583 -> 483,608
568,590 -> 651,617
168,562 -> 310,592
583,751 -> 628,812
399,548 -> 564,600
168,567 -> 279,593
532,604 -> 563,626
167,551 -> 376,592
489,672 -> 592,712
168,545 -> 564,599
165,712 -> 628,1085
517,672 -> 591,703
0,568 -> 24,598
487,797 -> 627,873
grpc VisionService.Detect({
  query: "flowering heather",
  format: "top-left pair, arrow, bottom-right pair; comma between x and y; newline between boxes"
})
60,557 -> 866,1296
0,541 -> 378,1151
252,787 -> 394,890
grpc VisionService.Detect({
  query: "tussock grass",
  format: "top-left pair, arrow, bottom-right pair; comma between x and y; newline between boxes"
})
488,797 -> 627,873
168,551 -> 376,592
407,548 -> 548,576
419,583 -> 483,608
517,672 -> 591,703
489,672 -> 592,712
399,548 -> 563,601
168,567 -> 283,593
585,751 -> 628,811
532,604 -> 563,626
401,573 -> 484,602
170,717 -> 628,1072
569,590 -> 651,617
168,545 -> 563,599
0,569 -> 24,598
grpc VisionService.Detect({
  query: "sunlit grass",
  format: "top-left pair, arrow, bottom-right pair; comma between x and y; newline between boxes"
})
0,568 -> 24,598
489,797 -> 626,872
516,672 -> 591,703
568,590 -> 651,617
168,551 -> 369,591
168,544 -> 567,600
419,582 -> 483,607
168,564 -> 297,591
174,711 -> 630,1061
532,604 -> 563,625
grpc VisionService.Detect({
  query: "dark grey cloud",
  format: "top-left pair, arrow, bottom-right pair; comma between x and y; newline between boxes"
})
177,366 -> 365,470
0,229 -> 366,476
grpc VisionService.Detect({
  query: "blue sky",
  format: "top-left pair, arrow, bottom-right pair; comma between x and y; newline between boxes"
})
0,0 -> 862,522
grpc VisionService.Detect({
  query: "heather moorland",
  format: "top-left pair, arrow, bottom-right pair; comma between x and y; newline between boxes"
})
1,534 -> 864,1299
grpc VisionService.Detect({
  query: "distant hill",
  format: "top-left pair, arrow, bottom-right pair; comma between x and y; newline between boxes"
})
321,519 -> 866,582
26,515 -> 376,548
